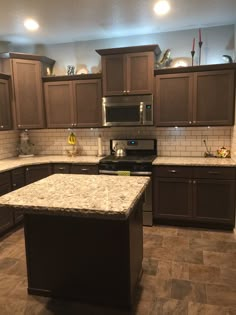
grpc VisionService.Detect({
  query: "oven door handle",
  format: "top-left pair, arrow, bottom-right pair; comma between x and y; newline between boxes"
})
99,170 -> 118,175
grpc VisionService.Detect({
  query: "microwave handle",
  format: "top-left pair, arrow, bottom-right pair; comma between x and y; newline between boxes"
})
140,102 -> 144,125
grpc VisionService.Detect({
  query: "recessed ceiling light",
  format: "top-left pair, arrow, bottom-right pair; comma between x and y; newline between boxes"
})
24,18 -> 39,31
154,1 -> 170,16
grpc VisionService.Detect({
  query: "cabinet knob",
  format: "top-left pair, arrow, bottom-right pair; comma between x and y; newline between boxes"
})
193,180 -> 196,184
26,168 -> 29,171
18,125 -> 21,127
189,121 -> 192,124
12,183 -> 16,187
123,90 -> 126,93
127,90 -> 130,93
0,125 -> 4,128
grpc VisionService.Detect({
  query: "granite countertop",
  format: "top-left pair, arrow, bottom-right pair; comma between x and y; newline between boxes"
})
152,157 -> 236,167
0,174 -> 150,220
0,155 -> 103,173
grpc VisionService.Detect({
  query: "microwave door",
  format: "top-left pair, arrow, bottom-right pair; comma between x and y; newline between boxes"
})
103,104 -> 142,126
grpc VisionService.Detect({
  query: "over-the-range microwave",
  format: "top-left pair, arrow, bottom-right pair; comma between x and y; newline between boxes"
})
102,94 -> 153,127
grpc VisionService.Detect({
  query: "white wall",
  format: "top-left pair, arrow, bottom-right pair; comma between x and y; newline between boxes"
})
5,24 -> 235,75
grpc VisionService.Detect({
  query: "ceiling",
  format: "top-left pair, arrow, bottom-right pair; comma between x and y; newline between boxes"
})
0,0 -> 236,45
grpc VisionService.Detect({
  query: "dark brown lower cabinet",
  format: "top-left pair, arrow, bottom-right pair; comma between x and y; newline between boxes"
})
153,166 -> 236,229
25,164 -> 52,185
11,167 -> 25,224
70,164 -> 98,175
52,163 -> 70,174
0,172 -> 14,234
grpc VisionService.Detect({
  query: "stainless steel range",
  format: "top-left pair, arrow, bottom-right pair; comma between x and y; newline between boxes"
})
99,139 -> 157,226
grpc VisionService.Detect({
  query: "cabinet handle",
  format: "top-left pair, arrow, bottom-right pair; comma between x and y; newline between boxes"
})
208,171 -> 220,175
58,167 -> 65,170
26,168 -> 29,171
81,168 -> 88,171
193,180 -> 196,184
168,169 -> 176,173
189,121 -> 192,124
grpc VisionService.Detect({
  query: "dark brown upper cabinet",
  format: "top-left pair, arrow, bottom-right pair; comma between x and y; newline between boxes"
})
0,53 -> 55,130
44,81 -> 75,128
96,45 -> 160,96
43,75 -> 102,128
155,73 -> 193,126
155,65 -> 235,127
0,75 -> 12,130
193,70 -> 235,126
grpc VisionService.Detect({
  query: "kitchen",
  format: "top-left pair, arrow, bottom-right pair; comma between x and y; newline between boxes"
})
0,0 -> 236,314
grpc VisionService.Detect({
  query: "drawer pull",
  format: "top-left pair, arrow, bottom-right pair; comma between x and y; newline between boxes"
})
193,180 -> 196,184
208,171 -> 220,175
12,183 -> 16,187
81,169 -> 88,171
168,170 -> 176,173
58,168 -> 65,170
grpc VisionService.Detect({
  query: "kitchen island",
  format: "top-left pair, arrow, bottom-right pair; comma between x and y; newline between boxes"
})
0,174 -> 150,308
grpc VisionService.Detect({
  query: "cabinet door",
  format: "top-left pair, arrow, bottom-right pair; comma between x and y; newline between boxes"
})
73,79 -> 102,127
126,52 -> 154,95
102,55 -> 125,96
193,179 -> 235,225
155,73 -> 193,126
193,70 -> 235,126
11,167 -> 25,224
153,177 -> 192,220
25,164 -> 52,185
0,79 -> 12,130
0,172 -> 14,234
70,164 -> 98,175
12,59 -> 45,129
44,81 -> 75,128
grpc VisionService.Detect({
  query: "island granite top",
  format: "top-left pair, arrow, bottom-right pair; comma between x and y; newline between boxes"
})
0,174 -> 150,220
152,156 -> 236,167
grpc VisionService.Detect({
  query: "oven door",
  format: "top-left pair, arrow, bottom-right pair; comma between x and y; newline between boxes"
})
103,103 -> 142,126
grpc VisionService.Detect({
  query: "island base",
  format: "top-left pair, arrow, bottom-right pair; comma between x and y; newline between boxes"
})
23,200 -> 143,308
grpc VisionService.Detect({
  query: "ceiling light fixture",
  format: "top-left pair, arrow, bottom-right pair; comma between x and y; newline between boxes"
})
24,18 -> 39,31
154,0 -> 170,16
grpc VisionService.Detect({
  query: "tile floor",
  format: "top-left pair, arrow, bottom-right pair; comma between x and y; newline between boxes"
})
0,225 -> 236,314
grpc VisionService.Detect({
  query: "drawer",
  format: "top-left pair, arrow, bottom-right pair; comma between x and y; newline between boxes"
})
53,163 -> 70,174
70,164 -> 98,175
153,166 -> 192,178
193,167 -> 236,179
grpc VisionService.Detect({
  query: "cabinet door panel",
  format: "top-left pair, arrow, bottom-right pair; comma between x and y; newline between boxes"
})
12,59 -> 45,129
0,79 -> 12,130
74,79 -> 102,127
193,70 -> 235,126
155,73 -> 193,126
0,172 -> 14,234
193,179 -> 235,224
25,165 -> 52,185
102,55 -> 125,96
44,81 -> 75,128
127,52 -> 154,95
153,177 -> 192,219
